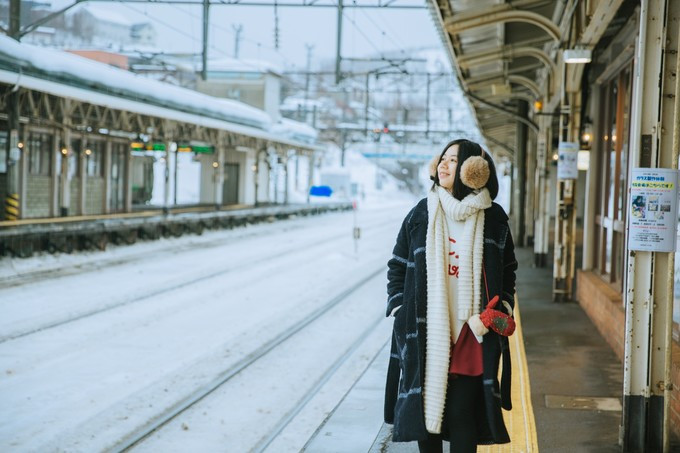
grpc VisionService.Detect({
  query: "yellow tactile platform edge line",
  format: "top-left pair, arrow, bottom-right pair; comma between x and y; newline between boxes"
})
480,295 -> 539,453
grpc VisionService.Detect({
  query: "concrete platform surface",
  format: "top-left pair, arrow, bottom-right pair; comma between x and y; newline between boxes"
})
305,246 -> 624,452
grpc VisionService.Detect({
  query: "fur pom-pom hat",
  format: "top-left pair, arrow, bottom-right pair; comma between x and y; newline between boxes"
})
460,154 -> 490,189
430,147 -> 491,190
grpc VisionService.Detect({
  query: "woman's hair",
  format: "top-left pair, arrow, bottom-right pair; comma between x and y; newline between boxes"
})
429,138 -> 499,200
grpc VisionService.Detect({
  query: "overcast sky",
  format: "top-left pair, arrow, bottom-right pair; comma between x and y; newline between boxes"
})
49,0 -> 443,68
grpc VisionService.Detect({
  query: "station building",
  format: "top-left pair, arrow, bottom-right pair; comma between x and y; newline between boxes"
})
427,0 -> 680,449
0,36 -> 322,221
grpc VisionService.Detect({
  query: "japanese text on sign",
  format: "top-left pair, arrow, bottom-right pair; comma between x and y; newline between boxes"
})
627,168 -> 680,252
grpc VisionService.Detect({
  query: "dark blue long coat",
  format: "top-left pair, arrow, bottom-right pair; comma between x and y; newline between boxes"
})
384,197 -> 517,443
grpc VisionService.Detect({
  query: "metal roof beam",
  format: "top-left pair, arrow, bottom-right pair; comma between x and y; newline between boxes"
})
444,7 -> 561,42
508,75 -> 540,98
465,63 -> 544,83
458,46 -> 556,77
484,133 -> 515,157
465,90 -> 539,133
486,91 -> 536,104
467,74 -> 541,98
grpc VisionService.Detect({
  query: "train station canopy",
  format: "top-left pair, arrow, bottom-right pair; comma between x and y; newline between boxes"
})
426,0 -> 630,156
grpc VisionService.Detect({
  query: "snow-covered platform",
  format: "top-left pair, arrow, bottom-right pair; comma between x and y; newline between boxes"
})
305,245 -> 626,453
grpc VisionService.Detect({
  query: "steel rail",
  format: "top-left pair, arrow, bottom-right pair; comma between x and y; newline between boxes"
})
0,216 -> 395,343
252,313 -> 388,452
115,265 -> 386,452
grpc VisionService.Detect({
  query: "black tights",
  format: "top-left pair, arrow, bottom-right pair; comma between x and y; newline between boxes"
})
417,374 -> 483,453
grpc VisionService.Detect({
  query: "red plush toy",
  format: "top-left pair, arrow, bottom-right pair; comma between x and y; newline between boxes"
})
479,295 -> 516,336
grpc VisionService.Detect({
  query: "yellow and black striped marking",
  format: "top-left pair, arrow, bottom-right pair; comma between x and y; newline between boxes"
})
5,193 -> 19,221
480,296 -> 539,452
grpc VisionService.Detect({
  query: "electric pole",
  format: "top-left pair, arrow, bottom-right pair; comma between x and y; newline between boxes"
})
335,0 -> 343,84
364,72 -> 370,136
304,43 -> 314,123
233,24 -> 243,58
425,73 -> 431,139
201,0 -> 209,80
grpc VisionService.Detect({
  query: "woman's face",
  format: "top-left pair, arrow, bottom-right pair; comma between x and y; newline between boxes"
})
437,144 -> 458,190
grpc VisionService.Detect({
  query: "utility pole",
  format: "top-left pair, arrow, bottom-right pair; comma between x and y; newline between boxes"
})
425,73 -> 431,139
201,0 -> 209,81
304,43 -> 314,123
273,0 -> 280,49
233,24 -> 243,58
5,0 -> 22,221
364,72 -> 370,136
335,0 -> 343,84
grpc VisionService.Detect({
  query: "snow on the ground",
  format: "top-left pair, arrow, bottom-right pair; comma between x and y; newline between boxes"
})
0,200 -> 413,451
132,271 -> 391,453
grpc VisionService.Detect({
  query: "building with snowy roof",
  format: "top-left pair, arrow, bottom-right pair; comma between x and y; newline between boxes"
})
0,36 -> 324,221
196,58 -> 284,124
70,4 -> 157,48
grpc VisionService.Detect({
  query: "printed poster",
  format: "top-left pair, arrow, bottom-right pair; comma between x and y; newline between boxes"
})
628,168 -> 680,252
557,142 -> 579,179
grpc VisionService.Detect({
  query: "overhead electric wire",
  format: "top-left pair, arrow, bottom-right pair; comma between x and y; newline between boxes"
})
151,1 -> 296,65
327,0 -> 386,59
354,2 -> 407,55
114,0 -> 288,74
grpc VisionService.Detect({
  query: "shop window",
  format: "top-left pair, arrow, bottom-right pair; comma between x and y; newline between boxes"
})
593,65 -> 633,289
28,132 -> 52,176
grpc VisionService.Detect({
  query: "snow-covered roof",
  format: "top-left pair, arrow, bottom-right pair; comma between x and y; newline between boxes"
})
0,36 -> 322,150
78,4 -> 135,27
271,118 -> 318,144
207,58 -> 283,76
0,36 -> 271,130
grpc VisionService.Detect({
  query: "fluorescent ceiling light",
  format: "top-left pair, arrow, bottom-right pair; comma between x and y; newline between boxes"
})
564,49 -> 592,64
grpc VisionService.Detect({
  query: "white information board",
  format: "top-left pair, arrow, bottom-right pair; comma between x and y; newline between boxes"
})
628,168 -> 680,252
557,142 -> 579,179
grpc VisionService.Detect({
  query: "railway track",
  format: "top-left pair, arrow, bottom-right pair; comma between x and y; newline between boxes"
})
251,315 -> 388,453
0,215 -> 397,343
0,204 -> 402,289
1,203 -> 409,451
33,266 -> 389,452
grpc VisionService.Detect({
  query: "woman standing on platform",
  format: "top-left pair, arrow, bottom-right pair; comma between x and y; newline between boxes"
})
383,139 -> 518,453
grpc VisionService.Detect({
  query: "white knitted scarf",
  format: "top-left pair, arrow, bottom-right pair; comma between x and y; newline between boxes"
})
423,185 -> 492,434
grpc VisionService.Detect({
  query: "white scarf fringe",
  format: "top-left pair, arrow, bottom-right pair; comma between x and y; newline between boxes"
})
423,185 -> 491,434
